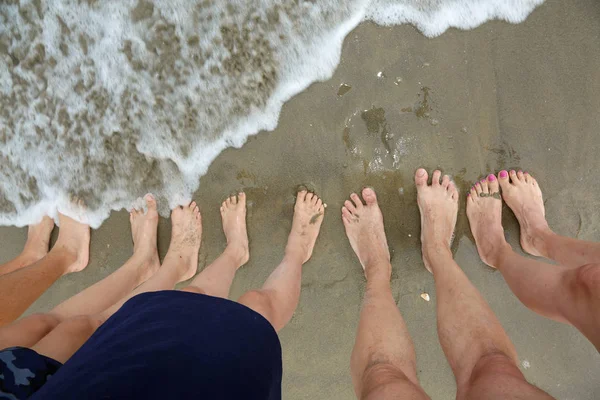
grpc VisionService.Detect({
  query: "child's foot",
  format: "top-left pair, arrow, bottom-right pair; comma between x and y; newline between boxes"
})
22,216 -> 55,263
130,194 -> 161,281
165,202 -> 202,281
220,193 -> 249,268
53,213 -> 90,274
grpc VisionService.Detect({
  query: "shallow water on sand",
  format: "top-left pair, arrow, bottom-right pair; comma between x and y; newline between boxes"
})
0,0 -> 543,227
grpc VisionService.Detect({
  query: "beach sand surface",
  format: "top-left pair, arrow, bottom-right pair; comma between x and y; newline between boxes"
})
1,0 -> 599,398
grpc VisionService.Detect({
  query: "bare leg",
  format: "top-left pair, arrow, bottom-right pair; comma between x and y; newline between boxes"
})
98,202 -> 201,320
48,195 -> 160,320
25,201 -> 201,365
0,217 -> 54,276
469,174 -> 600,351
499,169 -> 600,267
0,196 -> 160,350
238,190 -> 324,332
0,214 -> 89,326
182,193 -> 249,298
419,169 -> 553,400
343,188 -> 429,400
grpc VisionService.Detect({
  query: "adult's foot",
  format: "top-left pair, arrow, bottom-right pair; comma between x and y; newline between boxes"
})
220,193 -> 249,268
342,187 -> 390,280
415,169 -> 459,273
285,191 -> 325,263
466,174 -> 511,267
22,216 -> 55,263
498,170 -> 549,257
130,194 -> 161,280
52,213 -> 90,274
165,202 -> 202,281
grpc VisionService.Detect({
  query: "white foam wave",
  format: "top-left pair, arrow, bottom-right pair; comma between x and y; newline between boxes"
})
0,0 -> 544,228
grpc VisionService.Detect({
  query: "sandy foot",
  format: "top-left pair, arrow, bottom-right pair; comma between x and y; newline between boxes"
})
168,202 -> 203,281
498,170 -> 548,257
220,192 -> 250,268
466,173 -> 510,267
130,194 -> 161,280
342,187 -> 391,280
286,190 -> 325,263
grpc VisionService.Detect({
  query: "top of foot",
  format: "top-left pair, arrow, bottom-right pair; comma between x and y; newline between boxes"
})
342,187 -> 390,279
415,169 -> 459,273
286,190 -> 325,264
130,194 -> 160,279
23,216 -> 55,262
466,174 -> 510,267
498,170 -> 548,257
54,213 -> 90,274
168,201 -> 202,281
220,192 -> 249,268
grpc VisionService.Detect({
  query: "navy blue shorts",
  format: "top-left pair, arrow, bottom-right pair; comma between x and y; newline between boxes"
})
31,291 -> 282,399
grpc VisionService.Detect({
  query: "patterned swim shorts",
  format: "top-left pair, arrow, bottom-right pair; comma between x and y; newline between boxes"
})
0,347 -> 62,400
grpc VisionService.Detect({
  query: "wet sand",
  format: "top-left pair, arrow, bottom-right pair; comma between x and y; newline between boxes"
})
1,0 -> 600,398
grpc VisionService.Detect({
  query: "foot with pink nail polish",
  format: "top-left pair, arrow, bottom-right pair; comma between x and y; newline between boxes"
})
466,173 -> 511,267
497,169 -> 549,257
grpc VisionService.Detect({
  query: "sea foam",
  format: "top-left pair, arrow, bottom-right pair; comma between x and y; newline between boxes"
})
0,0 -> 544,228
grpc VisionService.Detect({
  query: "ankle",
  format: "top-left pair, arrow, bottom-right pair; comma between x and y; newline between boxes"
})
283,250 -> 305,265
47,246 -> 78,273
223,245 -> 249,266
529,226 -> 553,257
422,243 -> 452,265
364,260 -> 391,282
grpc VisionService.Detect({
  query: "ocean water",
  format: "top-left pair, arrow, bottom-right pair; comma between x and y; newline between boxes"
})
0,0 -> 544,227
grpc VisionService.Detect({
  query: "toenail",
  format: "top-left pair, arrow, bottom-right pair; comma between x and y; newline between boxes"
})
499,170 -> 508,178
488,174 -> 496,181
417,168 -> 426,177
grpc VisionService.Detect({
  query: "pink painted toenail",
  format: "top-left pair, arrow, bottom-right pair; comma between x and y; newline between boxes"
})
488,174 -> 496,181
467,192 -> 470,196
499,170 -> 508,178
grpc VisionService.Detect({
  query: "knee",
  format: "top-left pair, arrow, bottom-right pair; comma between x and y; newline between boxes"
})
238,290 -> 278,327
460,352 -> 523,395
60,315 -> 104,336
359,362 -> 425,400
28,313 -> 62,332
460,352 -> 551,400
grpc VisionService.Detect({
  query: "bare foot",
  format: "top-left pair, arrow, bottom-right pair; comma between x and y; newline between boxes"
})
53,213 -> 90,274
415,169 -> 459,273
130,194 -> 160,281
285,191 -> 325,263
165,201 -> 202,281
220,193 -> 249,268
342,187 -> 390,280
466,174 -> 511,267
498,170 -> 548,257
22,216 -> 55,263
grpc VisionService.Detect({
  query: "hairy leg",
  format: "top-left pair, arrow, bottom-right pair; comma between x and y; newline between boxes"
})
238,190 -> 324,332
343,188 -> 429,400
182,193 -> 249,298
469,174 -> 600,350
0,217 -> 54,276
420,169 -> 552,400
0,214 -> 89,326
